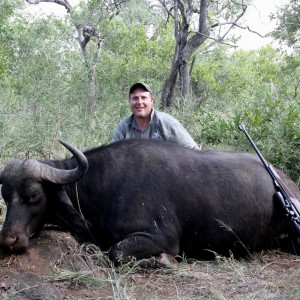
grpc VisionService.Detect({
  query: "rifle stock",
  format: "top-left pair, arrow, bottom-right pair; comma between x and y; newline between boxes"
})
238,124 -> 300,235
268,165 -> 300,213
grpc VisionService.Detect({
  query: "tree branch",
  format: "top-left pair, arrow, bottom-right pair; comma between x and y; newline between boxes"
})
158,0 -> 175,21
210,3 -> 250,44
232,24 -> 265,38
26,0 -> 72,13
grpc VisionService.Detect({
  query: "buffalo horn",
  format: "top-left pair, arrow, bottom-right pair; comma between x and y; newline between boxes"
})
40,140 -> 88,184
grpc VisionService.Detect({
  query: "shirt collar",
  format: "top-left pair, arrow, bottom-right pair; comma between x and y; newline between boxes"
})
129,109 -> 155,129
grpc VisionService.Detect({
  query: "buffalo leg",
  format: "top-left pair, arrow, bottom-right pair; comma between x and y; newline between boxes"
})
108,233 -> 179,266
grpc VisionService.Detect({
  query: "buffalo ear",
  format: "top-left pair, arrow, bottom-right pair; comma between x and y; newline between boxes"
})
47,187 -> 92,242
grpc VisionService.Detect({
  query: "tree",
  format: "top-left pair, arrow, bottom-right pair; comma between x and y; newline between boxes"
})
159,0 -> 209,107
94,17 -> 174,100
270,0 -> 300,50
0,0 -> 24,77
0,8 -> 79,157
23,0 -> 253,109
25,0 -> 127,112
270,0 -> 300,102
158,0 -> 250,107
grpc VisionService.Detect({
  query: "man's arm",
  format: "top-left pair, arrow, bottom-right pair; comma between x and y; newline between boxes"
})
158,112 -> 199,150
171,123 -> 200,150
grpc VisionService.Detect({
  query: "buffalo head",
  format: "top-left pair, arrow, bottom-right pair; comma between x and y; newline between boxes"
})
0,141 -> 88,252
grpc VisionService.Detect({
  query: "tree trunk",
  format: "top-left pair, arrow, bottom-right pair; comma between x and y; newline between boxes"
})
161,0 -> 209,108
161,44 -> 179,107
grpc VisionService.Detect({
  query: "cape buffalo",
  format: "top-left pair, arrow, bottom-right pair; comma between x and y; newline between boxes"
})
0,139 -> 299,264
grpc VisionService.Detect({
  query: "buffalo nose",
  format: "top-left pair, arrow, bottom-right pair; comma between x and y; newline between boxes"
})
0,232 -> 29,253
4,235 -> 18,247
0,234 -> 28,253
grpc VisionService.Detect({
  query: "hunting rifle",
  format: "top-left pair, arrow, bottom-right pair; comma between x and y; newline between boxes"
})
238,124 -> 300,235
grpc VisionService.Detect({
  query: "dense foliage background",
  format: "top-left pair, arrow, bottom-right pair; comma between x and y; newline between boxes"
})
0,0 -> 299,184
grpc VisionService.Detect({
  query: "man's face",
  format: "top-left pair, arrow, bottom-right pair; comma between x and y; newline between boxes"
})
129,88 -> 154,119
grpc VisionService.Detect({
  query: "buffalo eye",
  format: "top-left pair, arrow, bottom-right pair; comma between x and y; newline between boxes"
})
20,189 -> 42,204
20,183 -> 43,204
28,190 -> 42,203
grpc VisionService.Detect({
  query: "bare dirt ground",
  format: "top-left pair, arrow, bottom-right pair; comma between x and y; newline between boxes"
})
1,229 -> 300,300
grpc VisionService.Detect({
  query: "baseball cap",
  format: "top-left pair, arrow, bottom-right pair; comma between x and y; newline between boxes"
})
129,82 -> 153,96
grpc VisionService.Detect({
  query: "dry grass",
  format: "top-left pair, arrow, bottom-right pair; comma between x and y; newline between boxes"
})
49,246 -> 300,300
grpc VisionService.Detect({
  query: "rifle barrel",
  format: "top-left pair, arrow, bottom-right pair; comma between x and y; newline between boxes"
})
238,124 -> 269,169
